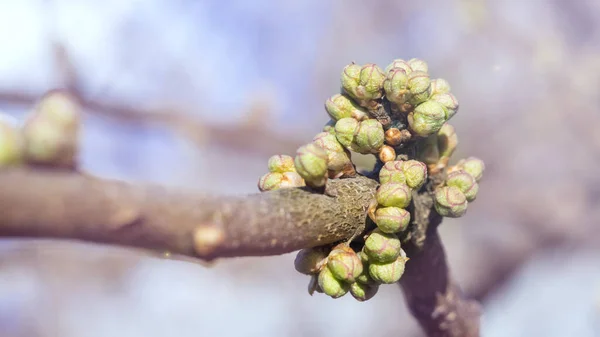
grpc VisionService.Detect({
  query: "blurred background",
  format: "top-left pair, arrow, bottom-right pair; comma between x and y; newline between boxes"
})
0,0 -> 599,336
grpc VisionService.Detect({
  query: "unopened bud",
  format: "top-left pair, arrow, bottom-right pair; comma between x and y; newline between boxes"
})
376,182 -> 412,208
434,186 -> 468,218
460,157 -> 485,182
294,143 -> 328,188
363,229 -> 402,263
375,206 -> 411,233
408,100 -> 447,137
430,93 -> 459,120
383,68 -> 409,105
334,117 -> 359,149
378,145 -> 396,163
379,161 -> 406,185
407,71 -> 432,106
368,255 -> 408,284
385,59 -> 412,74
352,119 -> 384,154
430,78 -> 451,95
402,160 -> 427,190
350,282 -> 379,302
446,170 -> 479,202
313,132 -> 351,173
384,128 -> 403,146
407,58 -> 428,73
318,266 -> 349,298
268,154 -> 296,173
0,115 -> 23,166
325,94 -> 369,121
327,245 -> 363,283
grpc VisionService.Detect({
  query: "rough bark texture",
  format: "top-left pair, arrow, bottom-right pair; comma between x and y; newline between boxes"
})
0,166 -> 481,337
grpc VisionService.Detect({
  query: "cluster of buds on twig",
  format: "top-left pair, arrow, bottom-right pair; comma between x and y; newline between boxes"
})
0,90 -> 81,169
258,57 -> 485,301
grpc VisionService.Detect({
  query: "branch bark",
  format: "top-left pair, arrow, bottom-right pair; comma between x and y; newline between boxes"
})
0,167 -> 481,336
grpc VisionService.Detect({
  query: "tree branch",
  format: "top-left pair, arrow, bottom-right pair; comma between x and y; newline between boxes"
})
0,167 -> 377,260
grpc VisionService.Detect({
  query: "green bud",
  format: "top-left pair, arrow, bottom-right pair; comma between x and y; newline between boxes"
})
258,172 -> 283,191
341,63 -> 362,98
357,64 -> 386,101
352,119 -> 384,154
327,245 -> 363,283
355,264 -> 376,285
383,68 -> 409,105
294,143 -> 328,187
268,154 -> 296,173
379,161 -> 406,184
350,281 -> 379,302
446,170 -> 479,202
0,115 -> 23,166
430,93 -> 459,120
34,90 -> 81,129
325,94 -> 368,121
460,157 -> 485,182
402,160 -> 427,190
375,206 -> 411,233
323,120 -> 336,134
368,255 -> 408,284
294,247 -> 328,275
434,186 -> 468,218
364,229 -> 402,263
376,182 -> 412,208
385,59 -> 412,74
407,58 -> 428,73
408,100 -> 447,137
22,114 -> 78,168
437,123 -> 458,160
334,117 -> 359,149
313,132 -> 351,172
430,78 -> 451,95
407,71 -> 432,106
318,266 -> 349,298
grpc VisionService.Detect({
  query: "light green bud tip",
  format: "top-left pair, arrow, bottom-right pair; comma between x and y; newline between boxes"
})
341,63 -> 361,97
268,154 -> 296,173
408,100 -> 447,137
369,255 -> 408,284
258,172 -> 305,191
375,182 -> 412,208
383,68 -> 409,105
437,123 -> 458,159
379,161 -> 406,184
327,245 -> 363,283
318,266 -> 349,298
357,63 -> 386,100
431,78 -> 451,95
350,282 -> 379,302
352,119 -> 384,154
325,94 -> 368,121
294,247 -> 328,275
355,265 -> 375,285
375,206 -> 411,233
430,93 -> 459,120
385,59 -> 412,74
407,58 -> 428,73
294,143 -> 328,187
461,157 -> 485,182
434,186 -> 468,218
334,117 -> 359,149
35,90 -> 81,129
22,114 -> 77,167
363,229 -> 402,263
402,160 -> 428,190
313,132 -> 350,172
0,116 -> 23,166
407,71 -> 432,106
446,170 -> 479,202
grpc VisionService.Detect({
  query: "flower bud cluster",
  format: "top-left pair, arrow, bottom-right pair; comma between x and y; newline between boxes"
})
258,154 -> 305,191
434,157 -> 485,218
382,58 -> 459,137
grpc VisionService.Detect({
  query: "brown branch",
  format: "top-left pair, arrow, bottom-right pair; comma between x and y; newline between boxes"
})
399,188 -> 481,337
0,167 -> 377,260
0,166 -> 481,336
